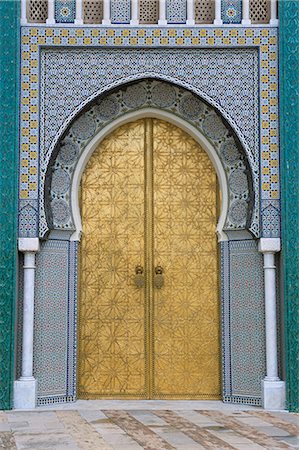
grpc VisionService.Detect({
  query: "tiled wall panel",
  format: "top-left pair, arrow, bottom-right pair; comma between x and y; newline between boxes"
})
222,239 -> 266,405
33,238 -> 76,402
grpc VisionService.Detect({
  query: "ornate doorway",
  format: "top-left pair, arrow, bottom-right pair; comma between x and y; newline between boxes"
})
78,118 -> 220,399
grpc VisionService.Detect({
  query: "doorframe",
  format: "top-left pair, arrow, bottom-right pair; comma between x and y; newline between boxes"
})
70,108 -> 229,243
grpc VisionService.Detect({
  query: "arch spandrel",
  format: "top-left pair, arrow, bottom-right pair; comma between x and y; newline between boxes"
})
43,79 -> 258,240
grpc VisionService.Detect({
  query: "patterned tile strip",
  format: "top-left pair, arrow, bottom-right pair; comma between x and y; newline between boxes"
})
154,410 -> 235,449
103,410 -> 175,450
199,410 -> 292,449
248,411 -> 299,436
56,411 -> 112,449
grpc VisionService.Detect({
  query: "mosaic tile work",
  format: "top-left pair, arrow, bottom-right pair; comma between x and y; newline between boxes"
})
55,0 -> 75,23
279,0 -> 299,413
0,0 -> 19,410
261,198 -> 280,237
20,27 -> 279,241
18,199 -> 38,238
19,27 -> 279,215
39,47 -> 258,162
34,238 -> 76,401
166,0 -> 187,24
37,45 -> 263,238
221,239 -> 265,405
221,0 -> 242,24
48,80 -> 254,237
111,0 -> 131,23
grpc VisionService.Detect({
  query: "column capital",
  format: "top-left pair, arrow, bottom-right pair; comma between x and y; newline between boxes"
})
258,238 -> 281,253
18,238 -> 40,253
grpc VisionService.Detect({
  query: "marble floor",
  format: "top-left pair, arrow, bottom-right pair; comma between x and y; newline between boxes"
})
0,401 -> 298,449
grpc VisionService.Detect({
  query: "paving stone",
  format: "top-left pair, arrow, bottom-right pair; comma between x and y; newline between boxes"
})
1,404 -> 298,450
153,429 -> 203,449
79,410 -> 107,423
177,410 -> 223,428
0,422 -> 11,431
207,429 -> 265,448
9,422 -> 30,431
255,425 -> 290,437
129,410 -> 168,426
277,435 -> 299,447
13,432 -> 79,450
92,426 -> 144,449
237,415 -> 277,428
271,412 -> 299,426
231,444 -> 268,449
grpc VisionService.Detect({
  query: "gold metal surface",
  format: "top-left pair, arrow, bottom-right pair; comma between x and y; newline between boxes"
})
152,119 -> 220,398
79,120 -> 146,398
79,118 -> 220,399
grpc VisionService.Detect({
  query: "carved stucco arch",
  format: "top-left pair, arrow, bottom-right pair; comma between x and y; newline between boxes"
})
43,79 -> 258,240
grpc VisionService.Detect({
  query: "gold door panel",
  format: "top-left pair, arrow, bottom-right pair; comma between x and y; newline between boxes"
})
153,120 -> 220,398
79,118 -> 220,399
79,120 -> 146,398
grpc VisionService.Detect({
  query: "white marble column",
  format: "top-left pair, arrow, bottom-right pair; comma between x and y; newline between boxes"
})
21,0 -> 28,25
74,0 -> 83,24
241,0 -> 251,25
158,0 -> 167,25
258,238 -> 286,410
14,238 -> 40,409
102,0 -> 111,25
270,0 -> 279,26
214,0 -> 223,25
130,0 -> 139,25
186,0 -> 195,25
46,0 -> 56,24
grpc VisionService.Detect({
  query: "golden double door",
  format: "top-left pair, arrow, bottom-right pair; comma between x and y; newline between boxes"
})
78,118 -> 220,399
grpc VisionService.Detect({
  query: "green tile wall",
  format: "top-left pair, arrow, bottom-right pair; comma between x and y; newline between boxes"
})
0,0 -> 19,409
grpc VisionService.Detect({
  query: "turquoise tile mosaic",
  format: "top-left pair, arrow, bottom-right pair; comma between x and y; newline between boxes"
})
0,0 -> 19,410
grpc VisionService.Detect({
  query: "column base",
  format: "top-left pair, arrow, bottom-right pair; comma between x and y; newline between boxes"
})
214,19 -> 223,25
241,19 -> 251,25
186,19 -> 195,26
74,19 -> 84,25
14,378 -> 37,409
130,19 -> 139,25
158,19 -> 167,26
102,19 -> 111,25
262,379 -> 286,410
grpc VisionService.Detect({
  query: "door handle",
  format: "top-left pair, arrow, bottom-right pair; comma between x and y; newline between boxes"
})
154,266 -> 164,289
134,265 -> 145,288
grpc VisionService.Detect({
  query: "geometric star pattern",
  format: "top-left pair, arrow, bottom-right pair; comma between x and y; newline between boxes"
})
153,120 -> 220,398
79,118 -> 220,398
